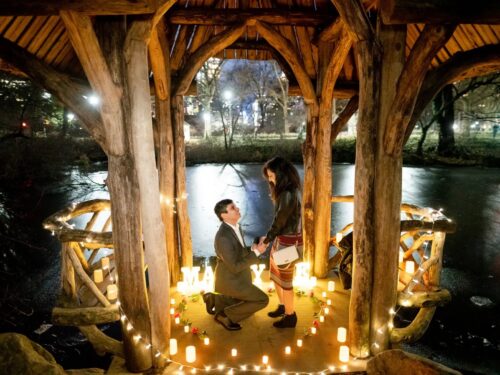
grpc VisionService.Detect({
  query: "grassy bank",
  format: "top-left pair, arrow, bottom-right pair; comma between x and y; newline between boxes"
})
186,134 -> 500,167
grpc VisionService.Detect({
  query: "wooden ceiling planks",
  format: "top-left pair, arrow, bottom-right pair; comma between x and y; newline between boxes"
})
3,16 -> 33,42
17,15 -> 47,48
34,21 -> 64,61
0,17 -> 14,34
26,15 -> 59,55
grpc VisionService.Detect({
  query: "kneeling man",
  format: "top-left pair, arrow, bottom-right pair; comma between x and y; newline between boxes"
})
205,199 -> 268,331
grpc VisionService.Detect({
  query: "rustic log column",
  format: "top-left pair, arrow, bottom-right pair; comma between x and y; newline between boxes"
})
61,12 -> 152,370
350,38 -> 380,358
313,31 -> 352,277
125,19 -> 171,367
370,22 -> 406,354
150,21 -> 181,282
171,94 -> 193,267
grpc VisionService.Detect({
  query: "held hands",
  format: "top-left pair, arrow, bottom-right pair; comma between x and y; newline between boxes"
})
251,236 -> 267,254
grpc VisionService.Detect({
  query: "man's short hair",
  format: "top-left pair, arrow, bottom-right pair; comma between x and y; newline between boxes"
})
214,199 -> 233,221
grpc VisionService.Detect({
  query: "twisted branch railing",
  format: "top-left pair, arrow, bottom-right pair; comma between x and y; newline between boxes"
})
43,199 -> 123,356
330,195 -> 456,344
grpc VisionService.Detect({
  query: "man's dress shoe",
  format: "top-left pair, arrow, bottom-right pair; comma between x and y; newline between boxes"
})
214,311 -> 241,331
202,292 -> 216,315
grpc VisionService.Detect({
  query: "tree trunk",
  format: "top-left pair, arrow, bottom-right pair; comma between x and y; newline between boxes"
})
61,107 -> 69,138
416,124 -> 429,156
436,84 -> 455,156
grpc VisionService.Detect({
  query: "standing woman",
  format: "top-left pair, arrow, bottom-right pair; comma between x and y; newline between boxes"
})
261,157 -> 302,328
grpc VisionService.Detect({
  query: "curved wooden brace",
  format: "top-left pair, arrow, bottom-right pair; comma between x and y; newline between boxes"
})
152,0 -> 178,30
405,44 -> 500,142
53,305 -> 120,326
255,20 -> 318,112
390,307 -> 437,343
397,289 -> 451,308
174,23 -> 247,96
384,24 -> 456,156
331,94 -> 358,143
79,325 -> 124,357
321,26 -> 353,105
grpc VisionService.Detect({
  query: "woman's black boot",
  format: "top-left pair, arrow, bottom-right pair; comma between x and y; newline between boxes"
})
267,304 -> 285,318
273,312 -> 297,328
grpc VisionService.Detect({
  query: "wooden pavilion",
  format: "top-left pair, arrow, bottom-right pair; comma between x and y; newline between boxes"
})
1,0 -> 499,373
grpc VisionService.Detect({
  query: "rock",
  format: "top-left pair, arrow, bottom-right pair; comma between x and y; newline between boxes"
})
0,332 -> 65,375
470,296 -> 494,307
367,349 -> 462,375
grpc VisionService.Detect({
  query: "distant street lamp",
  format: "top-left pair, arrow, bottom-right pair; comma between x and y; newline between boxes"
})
203,111 -> 211,138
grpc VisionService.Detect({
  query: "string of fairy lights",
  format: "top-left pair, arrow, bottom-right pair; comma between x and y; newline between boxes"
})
46,199 -> 452,373
115,280 -> 356,375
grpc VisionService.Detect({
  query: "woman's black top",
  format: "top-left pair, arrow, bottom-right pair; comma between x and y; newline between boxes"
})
264,189 -> 301,244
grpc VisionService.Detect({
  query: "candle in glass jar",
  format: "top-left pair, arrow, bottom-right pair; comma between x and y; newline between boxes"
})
262,355 -> 269,364
93,269 -> 103,283
231,348 -> 237,357
297,339 -> 303,347
311,327 -> 317,334
328,281 -> 335,292
327,299 -> 332,306
405,261 -> 415,274
170,307 -> 175,315
106,284 -> 118,300
174,317 -> 180,324
169,338 -> 177,355
186,345 -> 196,363
322,291 -> 327,298
319,315 -> 325,323
170,298 -> 176,305
324,307 -> 330,315
337,327 -> 347,343
184,325 -> 190,333
339,345 -> 349,362
285,346 -> 291,355
204,337 -> 209,345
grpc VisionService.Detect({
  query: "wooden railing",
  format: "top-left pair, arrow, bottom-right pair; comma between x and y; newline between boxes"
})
330,195 -> 456,344
43,199 -> 123,356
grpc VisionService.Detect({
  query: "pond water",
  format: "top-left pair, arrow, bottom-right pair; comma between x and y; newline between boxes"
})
0,163 -> 499,373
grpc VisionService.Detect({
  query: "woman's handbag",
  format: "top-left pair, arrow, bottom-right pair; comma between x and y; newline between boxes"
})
272,232 -> 303,269
272,244 -> 300,266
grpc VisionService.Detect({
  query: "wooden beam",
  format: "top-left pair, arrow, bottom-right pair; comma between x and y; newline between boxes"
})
0,37 -> 106,150
0,0 -> 157,16
60,10 -> 125,156
313,28 -> 353,277
384,24 -> 456,157
125,19 -> 171,368
168,9 -> 334,26
78,325 -> 123,356
52,305 -> 120,326
315,18 -> 343,43
381,0 -> 500,25
330,0 -> 374,42
331,94 -> 358,142
406,44 -> 500,142
174,24 -> 246,96
255,20 -> 318,109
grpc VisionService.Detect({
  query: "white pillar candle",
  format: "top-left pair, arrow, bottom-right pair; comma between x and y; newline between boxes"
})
324,307 -> 330,315
204,337 -> 210,345
101,256 -> 110,269
322,291 -> 327,298
339,345 -> 349,363
319,315 -> 325,323
170,298 -> 176,305
169,338 -> 177,355
106,284 -> 118,300
337,327 -> 347,343
93,269 -> 103,283
296,339 -> 303,347
170,307 -> 175,315
262,355 -> 269,364
405,261 -> 415,274
184,325 -> 190,333
328,281 -> 335,292
186,345 -> 196,363
231,348 -> 237,357
285,346 -> 291,355
311,327 -> 317,334
327,299 -> 332,305
174,317 -> 180,325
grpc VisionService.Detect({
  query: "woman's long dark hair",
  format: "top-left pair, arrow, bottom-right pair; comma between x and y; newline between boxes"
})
262,157 -> 301,201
